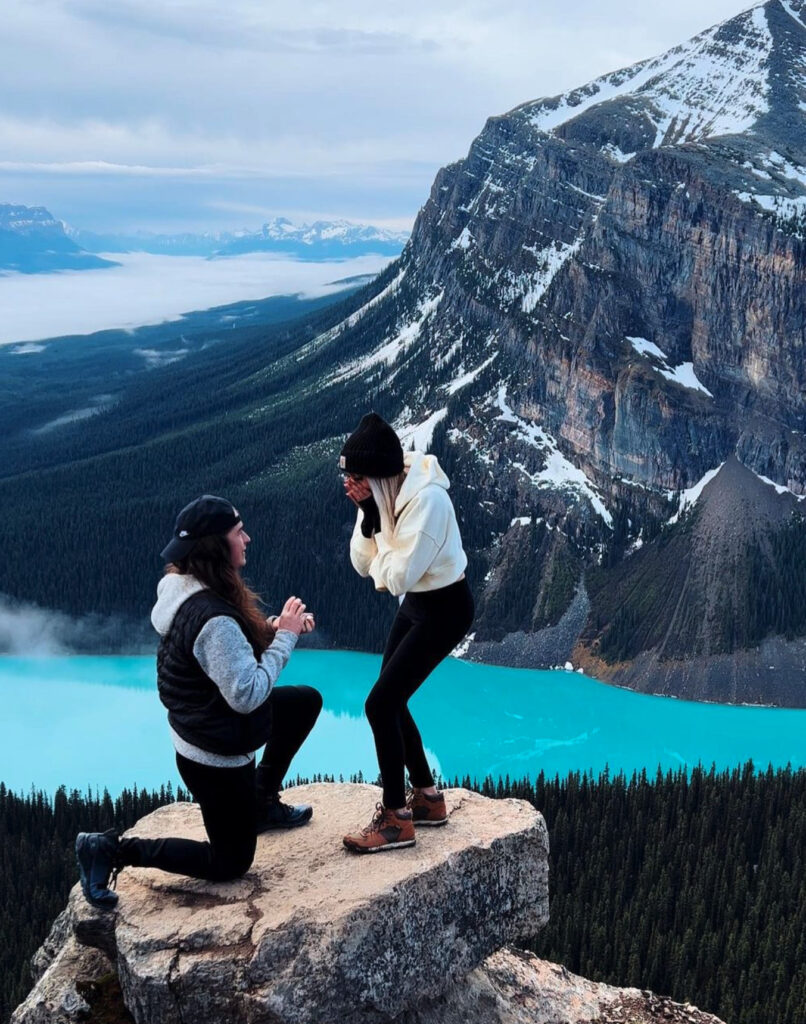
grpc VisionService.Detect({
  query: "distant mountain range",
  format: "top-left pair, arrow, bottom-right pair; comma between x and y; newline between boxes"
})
0,205 -> 118,273
2,0 -> 805,704
0,209 -> 409,273
67,217 -> 410,260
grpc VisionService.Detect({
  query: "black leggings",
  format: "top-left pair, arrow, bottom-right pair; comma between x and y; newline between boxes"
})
120,684 -> 322,881
365,577 -> 474,809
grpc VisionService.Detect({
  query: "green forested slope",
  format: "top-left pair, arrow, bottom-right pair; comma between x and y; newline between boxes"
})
0,269 -> 412,651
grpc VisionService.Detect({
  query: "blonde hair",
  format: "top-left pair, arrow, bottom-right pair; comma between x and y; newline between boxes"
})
368,472 -> 406,540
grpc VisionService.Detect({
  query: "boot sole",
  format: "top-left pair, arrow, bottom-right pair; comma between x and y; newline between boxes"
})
343,838 -> 416,854
413,818 -> 448,826
257,818 -> 312,832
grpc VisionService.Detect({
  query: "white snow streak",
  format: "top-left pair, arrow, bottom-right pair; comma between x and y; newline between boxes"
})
443,353 -> 499,395
329,291 -> 443,383
396,407 -> 448,452
752,470 -> 806,501
451,227 -> 473,251
627,337 -> 713,396
496,386 -> 613,527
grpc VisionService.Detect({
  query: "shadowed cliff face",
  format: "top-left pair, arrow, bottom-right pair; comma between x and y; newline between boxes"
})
302,0 -> 806,698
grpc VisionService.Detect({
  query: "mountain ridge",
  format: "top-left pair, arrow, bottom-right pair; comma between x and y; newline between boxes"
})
67,217 -> 409,260
1,0 -> 804,703
0,204 -> 118,273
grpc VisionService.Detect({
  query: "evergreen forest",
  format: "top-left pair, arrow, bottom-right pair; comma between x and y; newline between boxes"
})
2,764 -> 804,1024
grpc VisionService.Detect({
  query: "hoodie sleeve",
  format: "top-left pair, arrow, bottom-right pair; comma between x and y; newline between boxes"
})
192,617 -> 298,714
349,508 -> 379,578
368,490 -> 450,597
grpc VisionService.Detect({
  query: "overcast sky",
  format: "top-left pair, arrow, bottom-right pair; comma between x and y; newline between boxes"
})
0,0 -> 754,233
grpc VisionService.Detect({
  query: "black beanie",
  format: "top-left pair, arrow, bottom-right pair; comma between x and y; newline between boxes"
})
339,412 -> 404,478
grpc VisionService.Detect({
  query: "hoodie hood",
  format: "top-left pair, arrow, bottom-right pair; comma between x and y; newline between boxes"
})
151,573 -> 207,637
395,450 -> 450,515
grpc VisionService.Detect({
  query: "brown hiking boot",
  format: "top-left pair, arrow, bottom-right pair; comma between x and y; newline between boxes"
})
406,788 -> 448,826
343,802 -> 416,854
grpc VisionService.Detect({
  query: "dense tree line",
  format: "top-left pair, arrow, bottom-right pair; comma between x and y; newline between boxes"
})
0,781 -> 186,1022
3,764 -> 804,1024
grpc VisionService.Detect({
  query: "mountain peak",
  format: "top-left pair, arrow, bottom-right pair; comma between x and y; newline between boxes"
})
512,0 -> 804,159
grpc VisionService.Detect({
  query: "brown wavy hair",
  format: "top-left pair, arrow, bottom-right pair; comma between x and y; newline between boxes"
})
166,534 -> 272,655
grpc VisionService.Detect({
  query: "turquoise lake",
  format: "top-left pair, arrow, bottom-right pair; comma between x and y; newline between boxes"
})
1,652 -> 804,796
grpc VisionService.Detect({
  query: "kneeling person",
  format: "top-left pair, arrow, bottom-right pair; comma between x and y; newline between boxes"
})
76,495 -> 322,909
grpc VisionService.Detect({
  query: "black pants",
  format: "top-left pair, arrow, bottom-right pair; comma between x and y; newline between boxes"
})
365,577 -> 474,809
120,684 -> 322,881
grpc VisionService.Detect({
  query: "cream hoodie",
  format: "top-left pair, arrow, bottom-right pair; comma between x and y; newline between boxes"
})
350,451 -> 467,597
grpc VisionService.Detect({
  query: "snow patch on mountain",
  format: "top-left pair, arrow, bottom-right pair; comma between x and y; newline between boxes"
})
627,337 -> 713,396
396,407 -> 448,452
525,3 -> 773,147
443,353 -> 499,395
329,290 -> 443,384
753,469 -> 806,500
496,386 -> 613,526
494,238 -> 583,314
451,227 -> 473,251
780,0 -> 806,27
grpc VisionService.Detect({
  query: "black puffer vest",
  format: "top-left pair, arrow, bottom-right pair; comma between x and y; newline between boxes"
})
157,590 -> 272,756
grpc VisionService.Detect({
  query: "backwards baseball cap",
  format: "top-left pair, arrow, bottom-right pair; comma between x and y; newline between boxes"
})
160,494 -> 241,563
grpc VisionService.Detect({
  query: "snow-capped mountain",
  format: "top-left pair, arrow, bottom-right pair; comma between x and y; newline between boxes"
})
70,218 -> 409,260
214,218 -> 409,259
0,205 -> 117,273
4,2 -> 804,704
279,0 -> 806,701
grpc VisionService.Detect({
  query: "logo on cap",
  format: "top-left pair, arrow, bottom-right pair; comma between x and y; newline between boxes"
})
339,456 -> 346,469
179,530 -> 189,537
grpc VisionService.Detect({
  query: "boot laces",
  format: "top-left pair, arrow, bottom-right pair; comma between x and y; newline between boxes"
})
360,803 -> 387,837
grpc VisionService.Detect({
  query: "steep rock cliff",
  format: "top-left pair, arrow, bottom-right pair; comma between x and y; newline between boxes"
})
288,0 -> 806,700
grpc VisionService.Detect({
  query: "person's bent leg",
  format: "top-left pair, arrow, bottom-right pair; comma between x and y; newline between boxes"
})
367,584 -> 474,808
256,684 -> 323,793
119,756 -> 256,881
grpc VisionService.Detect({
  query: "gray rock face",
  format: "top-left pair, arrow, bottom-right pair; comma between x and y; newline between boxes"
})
403,949 -> 727,1024
11,919 -> 114,1024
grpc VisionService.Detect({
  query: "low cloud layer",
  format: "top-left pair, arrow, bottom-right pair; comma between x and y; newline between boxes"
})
0,594 -> 153,655
0,251 -> 393,346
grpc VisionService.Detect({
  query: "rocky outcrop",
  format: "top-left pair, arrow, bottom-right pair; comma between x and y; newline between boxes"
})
11,784 -> 724,1024
403,949 -> 727,1024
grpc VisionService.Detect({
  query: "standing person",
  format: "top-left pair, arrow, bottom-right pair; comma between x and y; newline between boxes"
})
340,413 -> 474,853
75,495 -> 322,909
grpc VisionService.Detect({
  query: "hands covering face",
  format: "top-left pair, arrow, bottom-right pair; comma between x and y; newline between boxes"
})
344,475 -> 372,504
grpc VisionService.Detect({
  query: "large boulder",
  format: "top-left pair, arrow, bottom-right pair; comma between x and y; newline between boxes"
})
36,784 -> 549,1024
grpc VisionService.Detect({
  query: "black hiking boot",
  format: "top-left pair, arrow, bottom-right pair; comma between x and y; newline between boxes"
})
255,765 -> 312,831
256,793 -> 313,832
75,829 -> 122,910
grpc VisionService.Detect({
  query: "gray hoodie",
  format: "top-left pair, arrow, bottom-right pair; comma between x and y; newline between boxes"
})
151,574 -> 298,767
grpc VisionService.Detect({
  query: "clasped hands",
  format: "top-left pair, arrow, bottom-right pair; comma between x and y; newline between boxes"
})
268,596 -> 315,636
